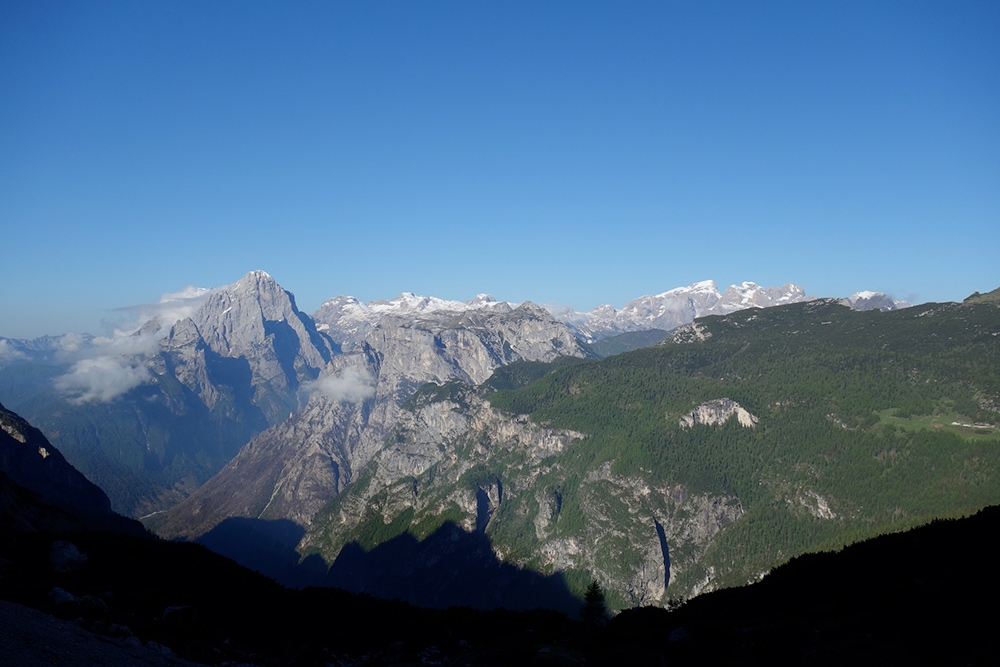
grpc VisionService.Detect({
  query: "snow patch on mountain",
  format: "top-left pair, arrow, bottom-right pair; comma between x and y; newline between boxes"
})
842,291 -> 911,312
550,281 -> 815,341
313,293 -> 514,347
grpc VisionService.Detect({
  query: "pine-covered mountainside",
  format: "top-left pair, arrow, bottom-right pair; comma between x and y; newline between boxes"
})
299,296 -> 1000,607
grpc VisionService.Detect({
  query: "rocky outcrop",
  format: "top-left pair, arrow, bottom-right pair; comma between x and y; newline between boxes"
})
300,387 -> 743,606
679,399 -> 759,429
668,320 -> 713,344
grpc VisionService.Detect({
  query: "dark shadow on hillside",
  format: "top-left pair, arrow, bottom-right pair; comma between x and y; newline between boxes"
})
325,521 -> 582,616
196,517 -> 327,589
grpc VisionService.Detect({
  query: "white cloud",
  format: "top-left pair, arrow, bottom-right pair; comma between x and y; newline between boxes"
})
56,332 -> 89,354
112,285 -> 217,337
301,367 -> 375,404
0,339 -> 27,361
54,357 -> 151,404
51,283 -> 219,403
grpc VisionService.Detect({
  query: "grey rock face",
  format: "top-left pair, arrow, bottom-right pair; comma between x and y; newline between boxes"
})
313,292 -> 513,349
679,399 -> 759,429
154,301 -> 590,540
301,386 -> 743,606
0,271 -> 342,517
159,270 -> 336,424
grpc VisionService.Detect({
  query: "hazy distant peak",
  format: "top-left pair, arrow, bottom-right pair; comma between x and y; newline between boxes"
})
554,280 -> 814,341
843,291 -> 911,312
658,279 -> 720,299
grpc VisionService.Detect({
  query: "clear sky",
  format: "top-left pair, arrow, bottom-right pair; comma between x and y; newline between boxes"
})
2,1 -> 998,339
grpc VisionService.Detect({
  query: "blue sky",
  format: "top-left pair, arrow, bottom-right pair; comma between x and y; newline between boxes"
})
2,1 -> 998,339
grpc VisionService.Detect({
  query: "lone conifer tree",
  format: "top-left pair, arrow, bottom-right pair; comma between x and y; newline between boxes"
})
580,579 -> 608,625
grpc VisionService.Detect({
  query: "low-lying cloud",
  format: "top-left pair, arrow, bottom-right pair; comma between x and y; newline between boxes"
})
0,339 -> 27,361
51,284 -> 219,403
55,356 -> 151,404
302,367 -> 375,404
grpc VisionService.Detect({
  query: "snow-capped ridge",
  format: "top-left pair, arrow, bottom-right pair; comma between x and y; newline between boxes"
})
312,291 -> 517,347
552,280 -> 815,341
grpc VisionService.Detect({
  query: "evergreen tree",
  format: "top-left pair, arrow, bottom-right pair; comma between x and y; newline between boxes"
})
580,579 -> 608,625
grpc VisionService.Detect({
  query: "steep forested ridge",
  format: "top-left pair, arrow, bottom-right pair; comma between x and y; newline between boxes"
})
305,297 -> 1000,606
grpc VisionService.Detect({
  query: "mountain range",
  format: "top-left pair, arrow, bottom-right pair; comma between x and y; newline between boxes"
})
1,271 -> 978,613
0,272 -> 883,518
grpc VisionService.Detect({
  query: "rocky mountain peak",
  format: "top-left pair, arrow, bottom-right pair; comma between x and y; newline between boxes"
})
183,271 -> 328,363
511,301 -> 553,319
158,272 -> 335,426
842,291 -> 911,312
470,294 -> 498,306
659,279 -> 721,299
718,281 -> 808,310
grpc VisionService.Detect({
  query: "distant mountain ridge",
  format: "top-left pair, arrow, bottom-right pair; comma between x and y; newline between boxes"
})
309,280 -> 908,346
554,280 -> 815,341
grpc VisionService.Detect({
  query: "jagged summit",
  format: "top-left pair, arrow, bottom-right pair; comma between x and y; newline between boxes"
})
313,291 -> 515,347
157,271 -> 336,428
556,280 -> 816,341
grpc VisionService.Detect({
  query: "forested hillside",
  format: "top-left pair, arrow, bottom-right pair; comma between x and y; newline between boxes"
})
304,296 -> 1000,606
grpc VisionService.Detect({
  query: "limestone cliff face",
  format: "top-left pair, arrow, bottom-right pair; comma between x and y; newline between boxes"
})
301,387 -> 743,606
153,302 -> 590,540
157,270 -> 336,424
679,398 -> 759,429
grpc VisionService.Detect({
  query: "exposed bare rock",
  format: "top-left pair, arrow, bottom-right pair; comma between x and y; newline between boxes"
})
679,399 -> 759,429
159,270 -> 336,424
668,321 -> 713,344
153,302 -> 589,541
301,387 -> 743,606
313,291 -> 514,349
797,489 -> 837,520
